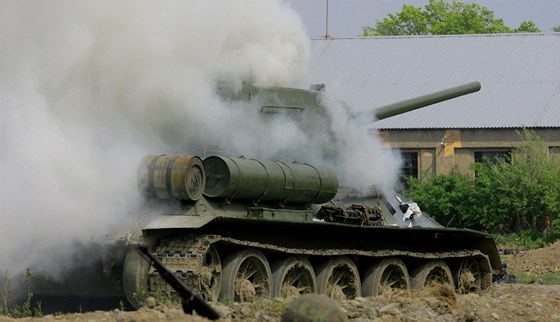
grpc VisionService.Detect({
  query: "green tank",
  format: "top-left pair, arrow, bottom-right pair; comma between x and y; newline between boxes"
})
33,81 -> 501,311
117,80 -> 501,306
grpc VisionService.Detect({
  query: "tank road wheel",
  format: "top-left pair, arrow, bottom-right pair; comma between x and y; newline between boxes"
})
456,257 -> 482,293
271,256 -> 317,298
316,256 -> 361,300
122,249 -> 151,309
219,249 -> 272,302
362,258 -> 410,296
200,245 -> 221,301
410,260 -> 454,289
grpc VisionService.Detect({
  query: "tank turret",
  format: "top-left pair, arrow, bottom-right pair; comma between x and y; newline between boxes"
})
219,81 -> 481,122
213,81 -> 481,160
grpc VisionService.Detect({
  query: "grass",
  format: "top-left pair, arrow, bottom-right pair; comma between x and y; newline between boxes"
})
1,269 -> 43,318
507,271 -> 560,285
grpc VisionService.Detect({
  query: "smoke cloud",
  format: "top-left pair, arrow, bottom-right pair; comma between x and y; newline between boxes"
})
0,0 -> 400,281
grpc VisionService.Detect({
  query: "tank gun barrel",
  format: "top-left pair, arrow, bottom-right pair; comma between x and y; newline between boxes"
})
357,81 -> 481,122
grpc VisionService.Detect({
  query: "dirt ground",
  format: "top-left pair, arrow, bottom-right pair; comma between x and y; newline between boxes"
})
506,240 -> 560,276
2,241 -> 559,322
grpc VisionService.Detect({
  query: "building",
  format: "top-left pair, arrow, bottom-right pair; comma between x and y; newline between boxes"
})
309,33 -> 560,180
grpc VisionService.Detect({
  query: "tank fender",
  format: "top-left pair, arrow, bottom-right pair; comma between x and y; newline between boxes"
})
143,215 -> 215,230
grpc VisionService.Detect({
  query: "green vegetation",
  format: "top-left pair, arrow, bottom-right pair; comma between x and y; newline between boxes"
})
405,129 -> 560,247
1,269 -> 43,318
132,286 -> 147,304
508,271 -> 560,285
364,0 -> 541,36
492,233 -> 550,251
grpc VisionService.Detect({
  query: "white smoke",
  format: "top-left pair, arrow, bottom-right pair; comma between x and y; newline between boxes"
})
0,0 -> 400,281
0,0 -> 310,277
321,92 -> 402,192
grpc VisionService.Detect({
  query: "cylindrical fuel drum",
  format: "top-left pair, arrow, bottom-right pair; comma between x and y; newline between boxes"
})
137,154 -> 205,201
203,156 -> 338,204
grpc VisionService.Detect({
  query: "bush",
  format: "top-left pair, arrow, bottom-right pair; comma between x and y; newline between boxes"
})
544,218 -> 560,244
404,129 -> 560,242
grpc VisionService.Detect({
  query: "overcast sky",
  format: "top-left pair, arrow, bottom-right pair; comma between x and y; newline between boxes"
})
286,0 -> 560,38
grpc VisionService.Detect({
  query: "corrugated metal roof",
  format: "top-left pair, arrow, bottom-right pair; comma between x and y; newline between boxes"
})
309,34 -> 560,129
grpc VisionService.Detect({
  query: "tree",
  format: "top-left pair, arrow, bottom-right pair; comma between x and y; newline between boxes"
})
363,0 -> 541,36
514,21 -> 542,33
553,26 -> 560,32
489,130 -> 560,233
363,4 -> 430,36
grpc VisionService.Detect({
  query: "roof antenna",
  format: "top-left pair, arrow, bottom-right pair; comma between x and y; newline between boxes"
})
324,0 -> 332,39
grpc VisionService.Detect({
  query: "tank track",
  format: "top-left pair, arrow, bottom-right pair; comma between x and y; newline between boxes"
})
147,235 -> 220,300
146,233 -> 490,299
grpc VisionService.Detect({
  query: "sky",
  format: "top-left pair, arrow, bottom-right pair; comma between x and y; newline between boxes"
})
286,0 -> 560,38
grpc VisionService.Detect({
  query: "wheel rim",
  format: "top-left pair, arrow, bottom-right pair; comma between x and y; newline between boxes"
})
122,249 -> 150,309
456,258 -> 482,293
220,249 -> 272,302
317,257 -> 360,300
273,256 -> 316,298
280,269 -> 313,297
379,264 -> 408,294
234,256 -> 270,301
199,245 -> 221,301
425,267 -> 452,286
411,260 -> 453,289
362,258 -> 410,296
326,267 -> 348,299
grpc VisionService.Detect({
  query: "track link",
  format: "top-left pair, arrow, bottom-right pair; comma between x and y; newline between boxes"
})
148,235 -> 218,300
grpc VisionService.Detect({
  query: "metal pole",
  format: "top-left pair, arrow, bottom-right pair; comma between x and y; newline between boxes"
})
325,0 -> 330,39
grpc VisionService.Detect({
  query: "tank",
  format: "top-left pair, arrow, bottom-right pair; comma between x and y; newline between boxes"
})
33,81 -> 502,310
113,80 -> 502,306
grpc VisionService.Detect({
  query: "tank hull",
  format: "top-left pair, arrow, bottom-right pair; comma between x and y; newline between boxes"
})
28,213 -> 498,312
120,201 -> 500,306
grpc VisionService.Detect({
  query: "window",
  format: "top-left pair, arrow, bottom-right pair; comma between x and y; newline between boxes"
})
397,151 -> 419,190
474,150 -> 511,165
401,151 -> 419,179
550,147 -> 560,160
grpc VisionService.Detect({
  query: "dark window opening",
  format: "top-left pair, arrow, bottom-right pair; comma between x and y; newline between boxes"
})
399,151 -> 419,189
474,150 -> 511,165
402,152 -> 419,178
550,147 -> 560,160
